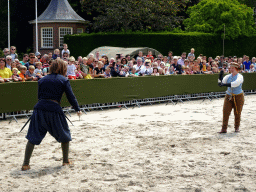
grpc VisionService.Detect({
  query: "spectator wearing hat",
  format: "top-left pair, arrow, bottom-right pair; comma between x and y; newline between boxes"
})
218,62 -> 244,133
25,53 -> 36,70
172,56 -> 182,74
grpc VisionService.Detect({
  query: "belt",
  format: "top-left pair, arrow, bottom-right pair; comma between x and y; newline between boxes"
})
226,91 -> 243,114
40,99 -> 60,105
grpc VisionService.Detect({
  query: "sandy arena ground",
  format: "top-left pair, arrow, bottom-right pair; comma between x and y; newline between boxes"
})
1,95 -> 256,192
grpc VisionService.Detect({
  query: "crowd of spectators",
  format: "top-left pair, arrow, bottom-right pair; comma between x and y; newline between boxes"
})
1,45 -> 256,83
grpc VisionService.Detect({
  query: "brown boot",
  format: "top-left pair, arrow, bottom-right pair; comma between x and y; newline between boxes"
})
21,165 -> 31,171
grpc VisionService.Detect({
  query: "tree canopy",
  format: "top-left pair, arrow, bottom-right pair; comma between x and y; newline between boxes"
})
81,0 -> 189,32
183,0 -> 256,39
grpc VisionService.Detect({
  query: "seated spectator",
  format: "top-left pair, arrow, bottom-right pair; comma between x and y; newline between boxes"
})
172,56 -> 182,74
0,76 -> 4,83
19,66 -> 27,81
25,53 -> 36,69
127,61 -> 134,72
102,55 -> 109,66
48,52 -> 53,60
252,57 -> 256,68
121,58 -> 128,66
201,60 -> 207,72
63,52 -> 69,59
182,66 -> 192,75
104,67 -> 112,78
164,66 -> 170,75
12,68 -> 22,82
67,56 -> 76,79
249,64 -> 255,73
94,61 -> 105,78
167,51 -> 173,62
5,55 -> 12,69
125,54 -> 131,62
42,60 -> 53,76
0,58 -> 12,82
11,62 -> 16,71
74,61 -> 83,79
212,67 -> 219,74
25,65 -> 37,81
184,59 -> 189,68
178,52 -> 186,66
10,46 -> 18,61
52,49 -> 60,60
129,67 -> 139,77
140,60 -> 152,76
134,57 -> 143,73
158,68 -> 165,75
151,68 -> 159,76
80,57 -> 93,79
35,62 -> 44,79
203,65 -> 213,74
14,59 -> 21,67
41,54 -> 50,68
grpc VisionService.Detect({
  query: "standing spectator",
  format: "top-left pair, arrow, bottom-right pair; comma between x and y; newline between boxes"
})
243,56 -> 251,72
10,46 -> 18,61
52,49 -> 60,60
95,51 -> 100,61
67,56 -> 76,79
137,51 -> 145,63
21,54 -> 29,65
172,56 -> 182,74
187,48 -> 195,60
25,53 -> 36,69
25,66 -> 38,81
0,58 -> 12,82
61,44 -> 70,58
167,51 -> 173,62
35,52 -> 41,61
3,48 -> 10,58
146,50 -> 154,62
48,52 -> 53,60
5,55 -> 12,69
178,52 -> 186,66
77,56 -> 83,65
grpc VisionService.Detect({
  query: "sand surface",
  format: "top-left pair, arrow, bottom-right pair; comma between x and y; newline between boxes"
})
1,95 -> 256,192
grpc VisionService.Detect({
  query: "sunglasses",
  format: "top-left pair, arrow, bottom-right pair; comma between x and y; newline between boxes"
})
12,49 -> 16,50
7,59 -> 12,61
75,64 -> 80,65
30,57 -> 35,59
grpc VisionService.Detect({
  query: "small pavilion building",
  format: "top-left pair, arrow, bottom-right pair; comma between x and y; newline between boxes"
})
29,0 -> 86,55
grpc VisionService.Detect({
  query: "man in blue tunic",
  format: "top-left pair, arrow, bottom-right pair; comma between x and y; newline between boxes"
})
218,62 -> 244,133
22,59 -> 82,171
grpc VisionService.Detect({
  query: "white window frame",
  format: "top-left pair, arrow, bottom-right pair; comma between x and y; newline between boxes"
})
59,27 -> 73,47
41,27 -> 53,48
77,28 -> 83,34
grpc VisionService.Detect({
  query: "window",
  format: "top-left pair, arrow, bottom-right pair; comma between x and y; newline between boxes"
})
77,28 -> 83,34
59,27 -> 73,47
41,28 -> 53,48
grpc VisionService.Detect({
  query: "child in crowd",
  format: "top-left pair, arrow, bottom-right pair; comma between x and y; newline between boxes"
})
75,61 -> 83,79
62,44 -> 70,58
25,65 -> 38,81
67,56 -> 77,79
249,64 -> 255,73
151,68 -> 159,76
11,62 -> 16,70
129,67 -> 139,77
12,68 -> 22,81
34,62 -> 44,79
94,61 -> 105,78
19,66 -> 27,81
10,46 -> 18,61
52,49 -> 60,60
188,48 -> 195,61
104,67 -> 112,78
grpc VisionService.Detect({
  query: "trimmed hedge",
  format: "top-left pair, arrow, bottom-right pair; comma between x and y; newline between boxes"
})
64,32 -> 256,59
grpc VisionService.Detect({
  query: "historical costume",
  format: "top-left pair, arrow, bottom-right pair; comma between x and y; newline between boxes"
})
218,62 -> 244,133
21,59 -> 81,171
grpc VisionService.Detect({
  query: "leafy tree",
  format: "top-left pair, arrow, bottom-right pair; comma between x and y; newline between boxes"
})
80,0 -> 189,32
183,0 -> 256,39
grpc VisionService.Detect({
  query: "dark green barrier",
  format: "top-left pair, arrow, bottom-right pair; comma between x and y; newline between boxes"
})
1,73 -> 256,113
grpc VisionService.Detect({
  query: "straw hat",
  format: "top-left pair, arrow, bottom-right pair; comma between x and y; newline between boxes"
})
230,62 -> 240,69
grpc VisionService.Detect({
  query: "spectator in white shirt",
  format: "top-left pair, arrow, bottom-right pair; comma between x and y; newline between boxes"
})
178,52 -> 186,66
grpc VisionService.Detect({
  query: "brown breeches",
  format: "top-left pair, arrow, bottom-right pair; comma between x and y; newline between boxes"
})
222,93 -> 244,131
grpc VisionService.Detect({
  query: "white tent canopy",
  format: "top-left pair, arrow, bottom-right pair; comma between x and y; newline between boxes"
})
87,46 -> 163,59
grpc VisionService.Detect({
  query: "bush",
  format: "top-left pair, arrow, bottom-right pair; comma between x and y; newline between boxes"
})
64,32 -> 256,59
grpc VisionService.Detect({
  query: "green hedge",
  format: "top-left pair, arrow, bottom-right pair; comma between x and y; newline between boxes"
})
1,73 -> 256,113
64,32 -> 256,59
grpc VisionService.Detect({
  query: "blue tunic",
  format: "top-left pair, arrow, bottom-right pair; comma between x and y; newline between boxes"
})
26,73 -> 80,145
222,73 -> 243,95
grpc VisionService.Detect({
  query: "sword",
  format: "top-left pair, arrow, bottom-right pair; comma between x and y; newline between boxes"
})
64,114 -> 74,126
20,116 -> 32,133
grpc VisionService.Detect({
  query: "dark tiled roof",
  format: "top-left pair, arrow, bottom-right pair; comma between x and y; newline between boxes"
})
29,0 -> 85,23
